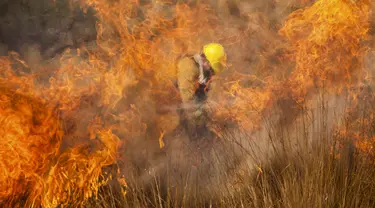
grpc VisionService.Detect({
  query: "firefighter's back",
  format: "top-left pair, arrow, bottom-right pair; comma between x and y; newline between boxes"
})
177,55 -> 210,140
176,56 -> 200,104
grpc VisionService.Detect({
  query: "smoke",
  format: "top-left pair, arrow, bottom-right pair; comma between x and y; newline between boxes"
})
0,0 -> 97,58
0,0 -> 373,206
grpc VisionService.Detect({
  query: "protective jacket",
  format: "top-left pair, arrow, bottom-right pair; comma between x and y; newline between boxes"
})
176,54 -> 213,139
177,54 -> 212,102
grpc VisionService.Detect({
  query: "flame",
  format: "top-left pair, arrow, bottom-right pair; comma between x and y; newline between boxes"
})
0,0 -> 217,206
0,46 -> 122,207
279,0 -> 371,91
0,0 -> 373,206
0,86 -> 62,205
210,0 -> 371,131
40,127 -> 120,207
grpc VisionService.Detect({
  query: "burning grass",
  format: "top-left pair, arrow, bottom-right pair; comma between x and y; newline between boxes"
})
86,93 -> 375,208
0,0 -> 375,207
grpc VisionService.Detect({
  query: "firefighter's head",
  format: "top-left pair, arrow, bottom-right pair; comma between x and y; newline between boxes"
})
201,43 -> 227,74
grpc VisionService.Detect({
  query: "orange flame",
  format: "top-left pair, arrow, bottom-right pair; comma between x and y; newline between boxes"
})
0,49 -> 122,206
279,0 -> 371,92
0,0 -> 373,206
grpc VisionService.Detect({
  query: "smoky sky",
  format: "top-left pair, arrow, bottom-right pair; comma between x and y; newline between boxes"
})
0,0 -> 97,58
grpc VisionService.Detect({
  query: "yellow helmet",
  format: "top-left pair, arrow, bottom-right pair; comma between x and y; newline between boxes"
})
203,43 -> 227,73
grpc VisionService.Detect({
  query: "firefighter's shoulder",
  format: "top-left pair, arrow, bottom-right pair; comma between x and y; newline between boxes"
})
177,55 -> 199,75
176,53 -> 195,63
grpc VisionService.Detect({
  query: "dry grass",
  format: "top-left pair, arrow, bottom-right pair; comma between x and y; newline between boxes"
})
1,0 -> 375,207
82,89 -> 375,208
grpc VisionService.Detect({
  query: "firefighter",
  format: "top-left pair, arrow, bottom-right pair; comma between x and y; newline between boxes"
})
176,43 -> 226,140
